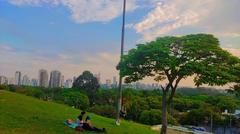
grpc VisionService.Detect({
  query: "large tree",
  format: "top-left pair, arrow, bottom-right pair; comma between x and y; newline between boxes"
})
118,34 -> 240,134
72,71 -> 100,105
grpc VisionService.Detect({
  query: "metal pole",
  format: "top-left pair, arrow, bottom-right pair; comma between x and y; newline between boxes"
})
229,115 -> 232,134
116,0 -> 126,125
210,112 -> 213,132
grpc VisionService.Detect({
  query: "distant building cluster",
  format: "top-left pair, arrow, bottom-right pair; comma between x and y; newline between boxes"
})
0,69 -> 73,88
123,82 -> 162,90
1,71 -> 160,90
101,76 -> 118,89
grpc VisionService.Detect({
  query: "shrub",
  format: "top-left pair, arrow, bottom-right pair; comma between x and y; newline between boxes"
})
125,96 -> 149,121
139,109 -> 177,125
25,88 -> 44,99
62,91 -> 89,110
89,105 -> 116,118
8,85 -> 18,92
15,87 -> 28,94
0,85 -> 9,90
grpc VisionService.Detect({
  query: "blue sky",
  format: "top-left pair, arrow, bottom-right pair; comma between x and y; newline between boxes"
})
0,0 -> 239,86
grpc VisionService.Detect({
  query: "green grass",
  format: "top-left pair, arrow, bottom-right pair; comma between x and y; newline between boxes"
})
0,90 -> 159,134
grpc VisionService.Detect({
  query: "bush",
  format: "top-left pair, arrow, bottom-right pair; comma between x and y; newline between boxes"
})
25,88 -> 44,99
0,85 -> 9,90
207,96 -> 239,113
89,105 -> 116,118
173,98 -> 201,112
15,87 -> 28,94
139,109 -> 177,125
8,85 -> 18,92
94,89 -> 116,105
125,96 -> 149,121
179,105 -> 223,126
62,91 -> 89,110
146,96 -> 162,109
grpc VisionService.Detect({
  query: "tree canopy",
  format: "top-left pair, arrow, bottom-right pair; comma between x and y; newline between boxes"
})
119,34 -> 239,87
72,71 -> 100,105
118,34 -> 240,134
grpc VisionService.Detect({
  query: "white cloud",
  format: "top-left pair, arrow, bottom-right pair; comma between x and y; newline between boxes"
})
132,0 -> 240,43
0,44 -> 15,52
8,0 -> 61,6
133,0 -> 217,41
62,0 -> 137,23
8,0 -> 137,23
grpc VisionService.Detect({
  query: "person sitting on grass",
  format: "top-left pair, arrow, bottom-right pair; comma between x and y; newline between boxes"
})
82,115 -> 106,133
77,111 -> 86,125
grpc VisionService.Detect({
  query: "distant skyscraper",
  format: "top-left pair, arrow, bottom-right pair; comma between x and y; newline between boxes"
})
112,76 -> 117,87
106,79 -> 111,88
136,82 -> 141,89
49,70 -> 61,88
22,75 -> 30,85
0,76 -> 8,85
39,69 -> 49,87
15,71 -> 21,86
60,75 -> 64,87
94,73 -> 101,84
31,79 -> 38,87
65,79 -> 73,88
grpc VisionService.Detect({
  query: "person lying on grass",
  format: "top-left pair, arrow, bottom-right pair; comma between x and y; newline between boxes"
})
81,115 -> 106,133
74,111 -> 106,132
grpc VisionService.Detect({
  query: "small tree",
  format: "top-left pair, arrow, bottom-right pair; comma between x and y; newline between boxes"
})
118,34 -> 240,134
72,71 -> 100,105
62,91 -> 89,110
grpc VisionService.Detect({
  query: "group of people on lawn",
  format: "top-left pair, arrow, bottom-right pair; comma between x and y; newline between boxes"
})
65,111 -> 106,133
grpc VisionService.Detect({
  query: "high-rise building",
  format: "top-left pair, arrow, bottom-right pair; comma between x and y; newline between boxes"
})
22,75 -> 30,85
65,79 -> 73,88
112,76 -> 117,87
136,82 -> 141,89
49,70 -> 61,88
39,69 -> 49,87
0,76 -> 8,85
15,71 -> 21,86
60,75 -> 64,87
94,73 -> 101,84
106,79 -> 111,88
31,79 -> 38,87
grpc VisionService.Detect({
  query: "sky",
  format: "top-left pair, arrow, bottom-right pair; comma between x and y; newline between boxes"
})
0,0 -> 239,87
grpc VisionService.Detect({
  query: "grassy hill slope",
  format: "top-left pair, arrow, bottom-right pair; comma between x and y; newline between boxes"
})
0,90 -> 159,134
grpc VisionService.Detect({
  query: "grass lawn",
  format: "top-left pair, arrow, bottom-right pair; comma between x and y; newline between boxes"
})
0,90 -> 187,134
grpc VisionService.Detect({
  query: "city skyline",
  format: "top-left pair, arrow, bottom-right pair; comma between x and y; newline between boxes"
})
0,68 -> 235,90
0,69 -> 121,88
0,0 -> 239,87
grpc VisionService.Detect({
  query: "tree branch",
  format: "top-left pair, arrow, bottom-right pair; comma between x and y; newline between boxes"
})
168,76 -> 183,104
160,85 -> 165,91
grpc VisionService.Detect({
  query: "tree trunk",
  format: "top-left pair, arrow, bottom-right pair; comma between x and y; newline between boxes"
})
161,90 -> 168,134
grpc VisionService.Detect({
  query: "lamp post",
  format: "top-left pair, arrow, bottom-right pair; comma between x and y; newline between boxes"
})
116,0 -> 126,125
222,110 -> 233,134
